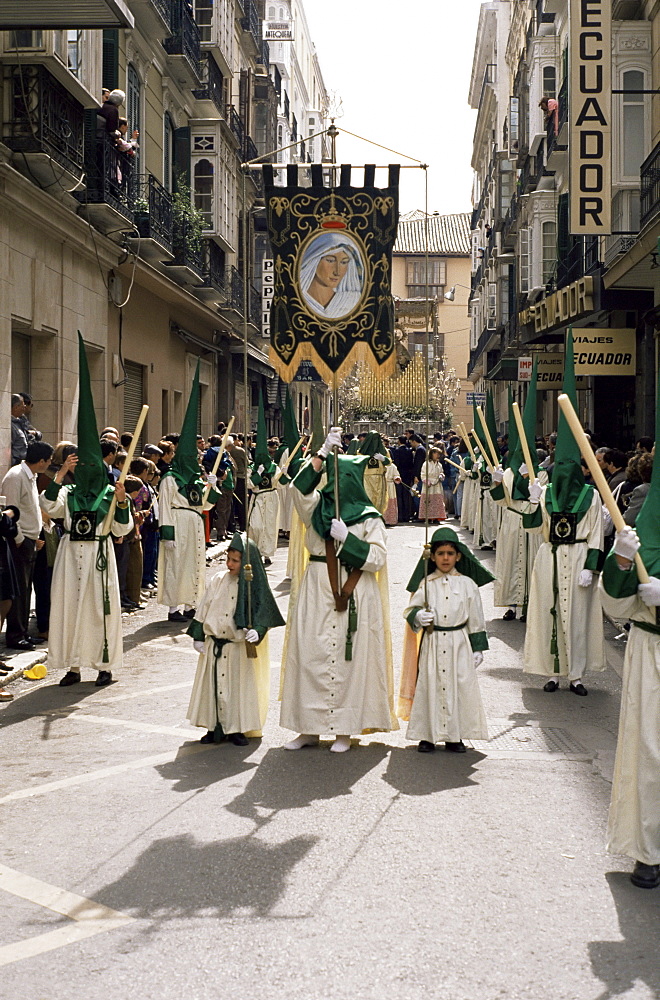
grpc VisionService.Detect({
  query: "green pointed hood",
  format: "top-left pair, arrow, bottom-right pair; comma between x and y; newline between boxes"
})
485,390 -> 498,458
635,368 -> 660,577
359,431 -> 391,465
406,526 -> 495,592
250,389 -> 276,486
227,532 -> 285,632
289,452 -> 380,539
308,392 -> 325,454
472,399 -> 488,454
503,386 -> 519,470
548,330 -> 593,516
510,358 -> 539,500
274,388 -> 299,462
71,331 -> 113,512
167,361 -> 203,489
346,438 -> 360,454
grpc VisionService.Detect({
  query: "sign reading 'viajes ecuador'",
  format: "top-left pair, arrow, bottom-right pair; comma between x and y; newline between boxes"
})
570,0 -> 612,234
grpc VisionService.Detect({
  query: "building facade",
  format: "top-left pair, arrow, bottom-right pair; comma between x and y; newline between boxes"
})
0,0 -> 328,474
467,0 -> 659,448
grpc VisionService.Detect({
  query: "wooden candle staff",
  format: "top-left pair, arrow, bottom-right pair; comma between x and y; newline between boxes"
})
100,405 -> 149,535
202,416 -> 235,504
511,402 -> 536,483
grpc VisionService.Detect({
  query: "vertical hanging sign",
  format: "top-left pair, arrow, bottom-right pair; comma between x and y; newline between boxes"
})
569,0 -> 611,234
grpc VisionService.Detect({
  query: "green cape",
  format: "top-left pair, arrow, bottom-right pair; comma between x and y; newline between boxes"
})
308,391 -> 325,454
358,431 -> 391,466
165,361 -> 204,491
227,532 -> 285,633
250,389 -> 277,486
635,367 -> 660,577
406,526 -> 495,592
547,330 -> 593,516
292,453 -> 381,539
70,332 -> 114,515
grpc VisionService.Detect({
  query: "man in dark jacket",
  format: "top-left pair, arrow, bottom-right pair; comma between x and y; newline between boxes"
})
393,435 -> 414,522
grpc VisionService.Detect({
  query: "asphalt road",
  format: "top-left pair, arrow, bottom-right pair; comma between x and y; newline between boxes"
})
0,522 -> 658,1000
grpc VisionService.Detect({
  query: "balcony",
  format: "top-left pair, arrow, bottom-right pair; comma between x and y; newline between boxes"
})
225,104 -> 244,150
240,0 -> 261,56
163,0 -> 201,87
259,39 -> 270,69
163,212 -> 205,285
603,233 -> 639,269
217,266 -> 261,327
126,174 -> 173,260
468,325 -> 498,379
193,53 -> 225,117
555,237 -> 602,290
76,125 -> 135,234
2,64 -> 85,191
127,0 -> 170,38
640,141 -> 660,229
546,78 -> 568,167
193,240 -> 229,304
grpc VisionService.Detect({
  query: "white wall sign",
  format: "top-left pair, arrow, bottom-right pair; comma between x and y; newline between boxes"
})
517,356 -> 533,381
262,258 -> 273,338
569,0 -> 611,234
263,20 -> 294,41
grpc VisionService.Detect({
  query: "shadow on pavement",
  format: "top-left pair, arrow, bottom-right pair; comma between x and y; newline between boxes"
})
588,871 -> 660,999
122,618 -> 190,654
483,617 -> 526,652
382,745 -> 487,796
225,743 -> 390,828
96,830 -> 318,922
155,741 -> 259,793
0,681 -> 102,737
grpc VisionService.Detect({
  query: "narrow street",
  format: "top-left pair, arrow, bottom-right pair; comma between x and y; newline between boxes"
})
1,523 -> 657,1000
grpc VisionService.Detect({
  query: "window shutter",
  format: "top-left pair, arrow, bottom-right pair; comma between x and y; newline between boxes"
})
102,30 -> 118,90
519,228 -> 530,293
173,127 -> 191,190
487,282 -> 497,329
123,361 -> 145,452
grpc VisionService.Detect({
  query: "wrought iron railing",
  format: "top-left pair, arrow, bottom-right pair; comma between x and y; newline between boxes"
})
171,213 -> 204,276
555,236 -> 601,289
243,134 -> 258,163
604,233 -> 638,268
260,39 -> 270,67
2,64 -> 84,173
151,0 -> 171,26
193,53 -> 225,115
240,0 -> 260,49
163,0 -> 201,79
225,105 -> 244,149
199,240 -> 227,293
223,265 -> 244,311
133,174 -> 172,249
468,326 -> 495,377
641,140 -> 660,228
249,282 -> 261,325
78,122 -> 134,217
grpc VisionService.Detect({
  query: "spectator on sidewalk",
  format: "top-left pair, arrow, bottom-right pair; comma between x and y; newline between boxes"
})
1,441 -> 53,650
10,394 -> 27,467
101,439 -> 119,482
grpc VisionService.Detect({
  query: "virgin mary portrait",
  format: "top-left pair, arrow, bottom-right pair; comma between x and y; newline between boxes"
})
299,232 -> 365,319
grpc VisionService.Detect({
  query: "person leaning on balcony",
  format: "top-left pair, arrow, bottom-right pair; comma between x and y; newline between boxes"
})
115,118 -> 139,157
97,88 -> 125,134
539,96 -> 558,137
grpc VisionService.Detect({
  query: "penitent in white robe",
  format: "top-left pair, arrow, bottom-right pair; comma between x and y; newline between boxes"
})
276,450 -> 294,533
249,481 -> 281,562
599,572 -> 660,865
404,571 -> 488,744
187,570 -> 270,737
41,488 -> 133,674
472,461 -> 498,547
280,488 -> 397,736
460,464 -> 478,531
491,468 -> 546,608
157,475 -> 214,608
523,487 -> 604,679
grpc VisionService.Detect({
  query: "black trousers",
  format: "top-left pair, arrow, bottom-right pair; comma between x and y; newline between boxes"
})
6,537 -> 36,643
397,479 -> 413,522
233,477 -> 247,531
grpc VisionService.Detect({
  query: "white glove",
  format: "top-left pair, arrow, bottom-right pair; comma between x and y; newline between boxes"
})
414,609 -> 435,628
492,465 -> 504,483
540,455 -> 551,469
193,640 -> 205,654
256,464 -> 264,476
330,518 -> 349,543
613,526 -> 640,562
473,651 -> 484,668
244,628 -> 259,644
519,462 -> 529,477
528,479 -> 543,504
163,539 -> 176,550
638,578 -> 660,607
578,569 -> 593,588
601,504 -> 613,536
317,427 -> 343,458
374,452 -> 386,461
206,473 -> 217,488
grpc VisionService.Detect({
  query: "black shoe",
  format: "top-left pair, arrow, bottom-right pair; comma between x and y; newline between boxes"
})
168,611 -> 188,622
502,609 -> 516,621
543,680 -> 559,692
264,558 -> 272,567
95,670 -> 112,687
417,740 -> 435,753
229,732 -> 249,746
570,681 -> 588,696
200,731 -> 215,744
28,636 -> 46,644
6,639 -> 36,651
59,671 -> 80,687
631,861 -> 660,889
183,608 -> 196,619
444,741 -> 466,753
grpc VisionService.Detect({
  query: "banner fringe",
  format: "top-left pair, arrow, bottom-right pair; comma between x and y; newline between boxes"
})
269,342 -> 398,387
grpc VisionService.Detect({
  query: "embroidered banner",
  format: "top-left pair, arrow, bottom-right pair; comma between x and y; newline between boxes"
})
262,163 -> 400,384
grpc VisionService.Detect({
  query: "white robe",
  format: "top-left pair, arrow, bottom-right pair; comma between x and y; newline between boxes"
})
492,468 -> 546,608
157,475 -> 213,608
599,575 -> 660,865
523,487 -> 604,678
249,482 -> 280,561
41,488 -> 133,674
280,488 -> 397,736
460,465 -> 479,531
405,571 -> 488,743
473,461 -> 498,547
187,570 -> 269,737
276,450 -> 294,533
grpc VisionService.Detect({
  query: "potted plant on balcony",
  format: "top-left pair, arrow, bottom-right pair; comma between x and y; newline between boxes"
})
171,178 -> 206,267
132,194 -> 150,237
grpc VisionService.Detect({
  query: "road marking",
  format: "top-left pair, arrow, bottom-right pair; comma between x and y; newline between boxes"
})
0,743 -> 212,805
0,864 -> 133,966
100,682 -> 191,703
56,713 -> 197,738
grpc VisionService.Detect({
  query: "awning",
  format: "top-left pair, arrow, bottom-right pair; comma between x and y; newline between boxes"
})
0,0 -> 134,27
230,342 -> 276,379
486,357 -> 518,381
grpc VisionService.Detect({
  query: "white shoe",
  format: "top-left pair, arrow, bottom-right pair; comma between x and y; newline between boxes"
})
283,734 -> 319,750
329,735 -> 351,753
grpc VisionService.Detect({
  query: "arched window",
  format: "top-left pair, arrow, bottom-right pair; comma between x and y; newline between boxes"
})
193,158 -> 214,228
623,69 -> 645,178
542,65 -> 556,99
542,221 -> 557,284
163,112 -> 175,192
268,6 -> 275,16
127,63 -> 141,168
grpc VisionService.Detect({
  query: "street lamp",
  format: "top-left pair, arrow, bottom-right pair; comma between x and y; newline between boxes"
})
444,283 -> 471,301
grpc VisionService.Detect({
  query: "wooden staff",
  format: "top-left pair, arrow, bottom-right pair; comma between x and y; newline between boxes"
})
557,393 -> 649,583
202,415 -> 235,504
100,405 -> 149,534
511,402 -> 535,483
281,434 -> 305,475
458,423 -> 476,462
476,407 -> 500,471
443,456 -> 464,473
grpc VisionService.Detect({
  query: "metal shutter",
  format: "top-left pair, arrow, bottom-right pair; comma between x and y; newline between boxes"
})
123,360 -> 144,451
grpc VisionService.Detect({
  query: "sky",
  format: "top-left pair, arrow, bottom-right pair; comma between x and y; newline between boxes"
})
302,0 -> 482,217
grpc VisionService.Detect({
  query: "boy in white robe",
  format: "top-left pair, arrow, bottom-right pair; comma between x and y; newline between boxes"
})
187,532 -> 284,745
399,526 -> 493,752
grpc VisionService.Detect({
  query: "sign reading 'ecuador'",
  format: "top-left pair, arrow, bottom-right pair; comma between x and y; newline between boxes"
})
569,0 -> 611,234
